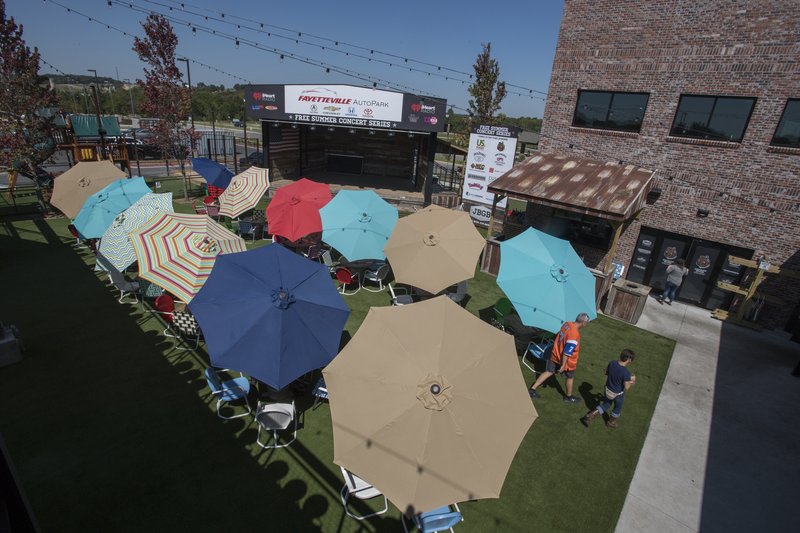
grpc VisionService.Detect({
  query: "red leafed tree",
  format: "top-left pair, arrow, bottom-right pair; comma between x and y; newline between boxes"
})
0,0 -> 58,186
133,13 -> 197,199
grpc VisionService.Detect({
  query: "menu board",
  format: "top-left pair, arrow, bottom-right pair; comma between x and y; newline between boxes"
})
627,232 -> 657,283
461,124 -> 519,208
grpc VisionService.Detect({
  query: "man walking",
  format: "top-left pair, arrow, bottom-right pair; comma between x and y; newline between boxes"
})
581,349 -> 636,428
528,312 -> 590,403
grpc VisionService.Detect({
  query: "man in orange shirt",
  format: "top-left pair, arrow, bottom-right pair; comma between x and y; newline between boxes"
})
528,313 -> 590,404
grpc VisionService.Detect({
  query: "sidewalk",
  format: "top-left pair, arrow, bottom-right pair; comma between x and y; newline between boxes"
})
615,296 -> 800,532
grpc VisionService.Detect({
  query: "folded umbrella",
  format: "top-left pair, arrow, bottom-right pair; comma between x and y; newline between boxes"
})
497,227 -> 597,333
50,161 -> 127,218
320,190 -> 398,261
191,157 -> 234,189
73,177 -> 152,239
190,244 -> 350,389
266,178 -> 332,242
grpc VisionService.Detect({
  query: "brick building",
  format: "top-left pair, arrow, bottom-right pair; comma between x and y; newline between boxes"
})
531,0 -> 800,328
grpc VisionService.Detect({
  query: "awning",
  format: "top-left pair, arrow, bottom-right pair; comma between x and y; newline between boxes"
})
69,114 -> 122,138
488,152 -> 655,221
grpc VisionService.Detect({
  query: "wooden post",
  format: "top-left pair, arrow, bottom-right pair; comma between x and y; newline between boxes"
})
486,194 -> 505,237
604,220 -> 625,272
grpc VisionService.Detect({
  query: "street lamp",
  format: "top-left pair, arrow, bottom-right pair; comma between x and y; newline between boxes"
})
124,78 -> 135,117
87,69 -> 101,113
176,58 -> 194,131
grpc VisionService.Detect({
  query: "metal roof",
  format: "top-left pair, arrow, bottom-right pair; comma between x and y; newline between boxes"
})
488,152 -> 655,221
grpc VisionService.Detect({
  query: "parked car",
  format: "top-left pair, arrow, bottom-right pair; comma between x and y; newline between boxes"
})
232,119 -> 242,127
239,151 -> 263,167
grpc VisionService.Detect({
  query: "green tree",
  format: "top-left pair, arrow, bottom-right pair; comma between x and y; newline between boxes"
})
467,42 -> 507,126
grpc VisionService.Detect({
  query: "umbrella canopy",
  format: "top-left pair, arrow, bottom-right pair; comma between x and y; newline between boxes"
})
50,161 -> 127,218
72,177 -> 152,239
190,245 -> 350,389
191,157 -> 234,189
266,178 -> 332,242
320,190 -> 398,261
130,213 -> 246,302
497,227 -> 597,333
96,192 -> 174,272
324,296 -> 537,514
383,205 -> 485,294
218,166 -> 270,218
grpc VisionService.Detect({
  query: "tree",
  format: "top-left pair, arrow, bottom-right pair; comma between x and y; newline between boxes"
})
133,14 -> 197,199
467,43 -> 507,126
0,0 -> 58,199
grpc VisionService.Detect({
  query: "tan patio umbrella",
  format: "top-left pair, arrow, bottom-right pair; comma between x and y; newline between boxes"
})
50,161 -> 127,218
323,296 -> 537,515
383,205 -> 485,294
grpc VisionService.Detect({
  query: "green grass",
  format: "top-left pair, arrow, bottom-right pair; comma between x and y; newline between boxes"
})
0,216 -> 674,533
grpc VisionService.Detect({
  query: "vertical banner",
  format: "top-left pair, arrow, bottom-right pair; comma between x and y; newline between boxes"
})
462,124 -> 519,208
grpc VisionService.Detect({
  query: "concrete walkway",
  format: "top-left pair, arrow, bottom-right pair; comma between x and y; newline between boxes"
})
615,296 -> 800,533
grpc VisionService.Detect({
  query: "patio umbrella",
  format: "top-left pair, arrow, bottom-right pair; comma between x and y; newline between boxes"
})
218,166 -> 270,218
383,205 -> 485,294
497,227 -> 597,333
191,157 -> 234,189
130,213 -> 246,302
324,296 -> 537,514
320,190 -> 398,261
50,161 -> 127,218
266,178 -> 332,242
72,177 -> 152,239
190,244 -> 350,390
96,192 -> 174,272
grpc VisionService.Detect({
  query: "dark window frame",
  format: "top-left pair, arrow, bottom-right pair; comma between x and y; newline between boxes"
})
770,98 -> 800,148
571,90 -> 650,133
669,94 -> 756,143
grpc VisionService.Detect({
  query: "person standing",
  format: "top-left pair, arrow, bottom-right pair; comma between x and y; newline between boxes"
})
581,349 -> 636,428
659,258 -> 688,304
528,313 -> 591,404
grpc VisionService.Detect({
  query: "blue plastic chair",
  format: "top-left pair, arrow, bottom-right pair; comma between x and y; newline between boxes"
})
237,220 -> 258,242
523,336 -> 554,375
402,503 -> 463,532
204,367 -> 252,420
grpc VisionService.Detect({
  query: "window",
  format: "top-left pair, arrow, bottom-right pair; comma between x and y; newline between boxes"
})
545,209 -> 613,250
572,90 -> 649,132
771,99 -> 800,148
670,95 -> 756,142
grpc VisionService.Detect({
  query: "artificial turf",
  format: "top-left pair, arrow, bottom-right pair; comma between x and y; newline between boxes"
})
0,215 -> 674,533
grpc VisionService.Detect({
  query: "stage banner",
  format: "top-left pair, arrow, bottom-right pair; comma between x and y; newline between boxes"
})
461,124 -> 519,208
244,84 -> 446,133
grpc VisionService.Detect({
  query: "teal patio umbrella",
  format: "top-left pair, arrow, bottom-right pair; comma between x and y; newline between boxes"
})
73,177 -> 152,239
319,190 -> 398,261
96,192 -> 174,272
497,227 -> 597,333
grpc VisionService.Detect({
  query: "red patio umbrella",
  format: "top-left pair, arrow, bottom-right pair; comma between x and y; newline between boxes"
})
266,178 -> 332,242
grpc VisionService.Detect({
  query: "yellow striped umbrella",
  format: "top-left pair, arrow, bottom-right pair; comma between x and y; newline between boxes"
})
218,166 -> 270,218
130,213 -> 246,302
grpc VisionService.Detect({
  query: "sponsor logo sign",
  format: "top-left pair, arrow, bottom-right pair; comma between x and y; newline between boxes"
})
470,163 -> 486,171
264,105 -> 278,111
286,85 -> 403,122
472,152 -> 486,162
363,108 -> 373,117
310,104 -> 318,113
467,182 -> 484,190
469,204 -> 493,224
423,116 -> 438,125
495,153 -> 507,166
420,104 -> 436,114
462,124 -> 518,208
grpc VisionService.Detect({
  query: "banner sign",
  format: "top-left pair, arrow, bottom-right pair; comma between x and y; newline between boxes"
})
462,124 -> 519,208
244,84 -> 446,133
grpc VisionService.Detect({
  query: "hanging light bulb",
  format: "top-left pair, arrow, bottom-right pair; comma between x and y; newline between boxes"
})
235,39 -> 240,48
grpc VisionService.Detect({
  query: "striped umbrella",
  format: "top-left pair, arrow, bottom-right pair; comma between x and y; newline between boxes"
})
97,192 -> 174,272
130,213 -> 246,302
218,166 -> 270,218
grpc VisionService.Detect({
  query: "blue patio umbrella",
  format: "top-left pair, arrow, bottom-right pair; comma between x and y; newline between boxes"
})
190,244 -> 351,390
497,227 -> 597,333
72,177 -> 152,239
191,157 -> 234,189
319,190 -> 398,261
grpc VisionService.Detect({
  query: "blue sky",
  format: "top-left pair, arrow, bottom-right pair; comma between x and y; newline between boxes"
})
8,0 -> 564,117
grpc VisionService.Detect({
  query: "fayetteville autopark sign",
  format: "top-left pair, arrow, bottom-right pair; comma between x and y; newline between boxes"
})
244,84 -> 447,133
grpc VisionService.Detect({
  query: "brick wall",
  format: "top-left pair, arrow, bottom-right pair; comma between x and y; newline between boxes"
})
539,0 -> 800,327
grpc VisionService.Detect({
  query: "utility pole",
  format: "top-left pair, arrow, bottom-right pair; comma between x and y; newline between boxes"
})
90,84 -> 107,159
176,58 -> 194,131
87,69 -> 101,114
124,79 -> 135,116
82,85 -> 89,113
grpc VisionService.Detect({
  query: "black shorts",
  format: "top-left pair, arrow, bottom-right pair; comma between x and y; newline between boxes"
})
546,358 -> 575,379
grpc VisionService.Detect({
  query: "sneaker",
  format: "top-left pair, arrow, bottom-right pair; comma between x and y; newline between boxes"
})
606,417 -> 619,429
563,395 -> 579,404
528,389 -> 540,399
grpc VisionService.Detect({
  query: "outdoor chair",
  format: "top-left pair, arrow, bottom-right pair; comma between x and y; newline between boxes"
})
136,279 -> 164,310
67,224 -> 84,248
490,297 -> 515,331
523,334 -> 555,375
446,280 -> 468,306
255,400 -> 297,448
311,376 -> 329,410
192,201 -> 208,215
204,367 -> 252,420
251,210 -> 269,239
388,284 -> 414,306
339,467 -> 388,521
153,293 -> 177,338
362,263 -> 390,292
237,220 -> 259,242
172,311 -> 204,351
402,503 -> 463,533
107,269 -> 140,304
320,250 -> 338,273
335,267 -> 361,296
206,204 -> 221,220
305,243 -> 324,261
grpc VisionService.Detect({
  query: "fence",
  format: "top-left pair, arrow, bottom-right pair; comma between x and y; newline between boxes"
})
0,186 -> 45,217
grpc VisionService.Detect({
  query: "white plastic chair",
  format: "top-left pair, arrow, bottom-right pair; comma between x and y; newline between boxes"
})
339,467 -> 388,521
362,263 -> 390,292
389,284 -> 414,306
255,400 -> 297,449
523,336 -> 554,375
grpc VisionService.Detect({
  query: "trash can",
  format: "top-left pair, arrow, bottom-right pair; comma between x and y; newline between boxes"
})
604,279 -> 652,325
